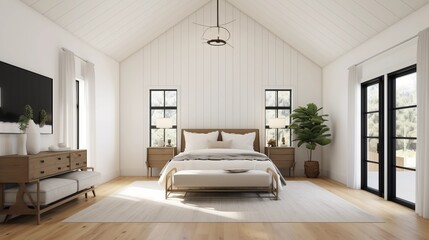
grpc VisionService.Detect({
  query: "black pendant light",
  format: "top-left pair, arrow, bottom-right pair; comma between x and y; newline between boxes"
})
195,0 -> 234,47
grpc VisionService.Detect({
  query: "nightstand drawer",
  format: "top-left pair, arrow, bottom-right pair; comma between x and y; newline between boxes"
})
148,160 -> 170,168
270,154 -> 294,161
149,154 -> 173,161
268,148 -> 294,155
273,160 -> 294,169
148,148 -> 175,155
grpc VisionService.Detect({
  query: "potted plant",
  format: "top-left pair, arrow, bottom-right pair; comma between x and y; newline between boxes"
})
17,105 -> 48,155
289,103 -> 331,178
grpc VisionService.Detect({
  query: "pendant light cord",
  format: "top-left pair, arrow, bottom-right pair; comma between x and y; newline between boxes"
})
217,0 -> 219,27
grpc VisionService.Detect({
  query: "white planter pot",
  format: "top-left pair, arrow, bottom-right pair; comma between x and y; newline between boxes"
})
17,133 -> 27,155
26,120 -> 40,154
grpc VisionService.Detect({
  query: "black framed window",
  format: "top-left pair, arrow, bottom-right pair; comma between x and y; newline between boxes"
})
361,76 -> 384,197
265,89 -> 292,146
150,90 -> 177,147
387,65 -> 417,209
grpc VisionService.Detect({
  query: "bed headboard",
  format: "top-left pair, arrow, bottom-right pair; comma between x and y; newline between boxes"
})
180,129 -> 260,153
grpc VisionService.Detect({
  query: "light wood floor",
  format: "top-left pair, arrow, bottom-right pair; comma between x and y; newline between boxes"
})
1,176 -> 428,240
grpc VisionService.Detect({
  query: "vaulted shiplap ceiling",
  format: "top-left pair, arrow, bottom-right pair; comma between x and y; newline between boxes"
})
21,0 -> 429,66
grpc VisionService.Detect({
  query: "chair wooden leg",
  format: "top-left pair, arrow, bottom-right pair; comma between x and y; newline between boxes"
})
92,190 -> 96,197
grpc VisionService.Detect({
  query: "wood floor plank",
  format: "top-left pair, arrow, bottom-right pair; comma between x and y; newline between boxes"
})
1,176 -> 428,240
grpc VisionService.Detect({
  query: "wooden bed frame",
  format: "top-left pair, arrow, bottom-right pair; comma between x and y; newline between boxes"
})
165,129 -> 279,200
165,167 -> 279,200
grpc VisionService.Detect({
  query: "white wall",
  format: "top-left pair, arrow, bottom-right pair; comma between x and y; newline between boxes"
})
120,0 -> 323,176
0,0 -> 120,183
323,3 -> 429,184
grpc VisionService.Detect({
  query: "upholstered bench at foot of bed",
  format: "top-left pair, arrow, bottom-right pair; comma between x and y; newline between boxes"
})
174,170 -> 271,188
165,169 -> 279,200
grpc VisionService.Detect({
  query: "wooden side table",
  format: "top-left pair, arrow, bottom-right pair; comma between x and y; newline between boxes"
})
146,147 -> 176,177
265,147 -> 295,176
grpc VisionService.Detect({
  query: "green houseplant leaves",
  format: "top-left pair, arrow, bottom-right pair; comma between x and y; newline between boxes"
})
289,103 -> 331,161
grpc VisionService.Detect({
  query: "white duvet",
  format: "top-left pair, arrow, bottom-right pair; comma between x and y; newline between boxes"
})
158,148 -> 284,190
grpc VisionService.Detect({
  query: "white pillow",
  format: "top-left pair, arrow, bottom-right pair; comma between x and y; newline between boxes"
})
183,131 -> 219,152
221,131 -> 256,151
207,140 -> 232,149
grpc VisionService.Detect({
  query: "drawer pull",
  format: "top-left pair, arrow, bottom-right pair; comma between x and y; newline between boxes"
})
83,161 -> 87,164
57,157 -> 62,160
67,165 -> 70,167
78,154 -> 82,157
40,171 -> 45,174
40,160 -> 45,163
76,163 -> 80,166
67,156 -> 70,159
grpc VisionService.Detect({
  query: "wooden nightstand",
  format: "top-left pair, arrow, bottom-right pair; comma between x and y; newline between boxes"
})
265,147 -> 295,176
146,147 -> 176,177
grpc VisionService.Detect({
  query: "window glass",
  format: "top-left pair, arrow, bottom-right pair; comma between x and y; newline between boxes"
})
265,89 -> 292,147
265,91 -> 276,107
278,91 -> 291,107
150,90 -> 177,147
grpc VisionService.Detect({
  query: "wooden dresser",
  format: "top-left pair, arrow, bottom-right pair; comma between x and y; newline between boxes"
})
0,150 -> 90,224
0,150 -> 87,183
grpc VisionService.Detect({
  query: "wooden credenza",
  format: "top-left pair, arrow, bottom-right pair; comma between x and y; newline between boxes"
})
0,150 -> 89,224
0,150 -> 87,183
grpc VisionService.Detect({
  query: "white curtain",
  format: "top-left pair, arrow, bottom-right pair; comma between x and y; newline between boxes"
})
416,27 -> 429,218
83,62 -> 96,169
59,49 -> 76,148
347,65 -> 361,189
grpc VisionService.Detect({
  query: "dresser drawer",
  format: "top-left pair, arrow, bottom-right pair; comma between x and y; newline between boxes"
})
70,151 -> 87,169
29,153 -> 70,169
30,162 -> 70,180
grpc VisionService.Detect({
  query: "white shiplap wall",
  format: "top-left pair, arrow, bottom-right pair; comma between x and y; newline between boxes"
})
120,0 -> 322,176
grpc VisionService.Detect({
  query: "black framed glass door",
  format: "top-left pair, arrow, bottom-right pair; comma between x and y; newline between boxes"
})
361,76 -> 384,196
387,65 -> 417,209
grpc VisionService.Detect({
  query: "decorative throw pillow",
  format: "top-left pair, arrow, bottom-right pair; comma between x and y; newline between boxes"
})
183,131 -> 219,152
207,140 -> 232,149
221,131 -> 256,151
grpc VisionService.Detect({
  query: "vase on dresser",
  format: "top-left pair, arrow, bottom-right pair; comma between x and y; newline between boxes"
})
26,120 -> 40,154
17,133 -> 27,155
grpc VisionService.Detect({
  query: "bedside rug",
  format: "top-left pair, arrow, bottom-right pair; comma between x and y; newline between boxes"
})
64,181 -> 383,223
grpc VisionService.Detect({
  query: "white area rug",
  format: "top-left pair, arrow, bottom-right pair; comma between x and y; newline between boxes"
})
64,181 -> 382,223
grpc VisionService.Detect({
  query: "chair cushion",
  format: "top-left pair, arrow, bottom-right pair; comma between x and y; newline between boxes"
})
4,178 -> 77,206
57,171 -> 101,191
173,170 -> 271,188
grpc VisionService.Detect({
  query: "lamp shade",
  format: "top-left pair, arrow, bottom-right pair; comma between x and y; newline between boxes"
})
156,118 -> 173,129
268,118 -> 287,129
